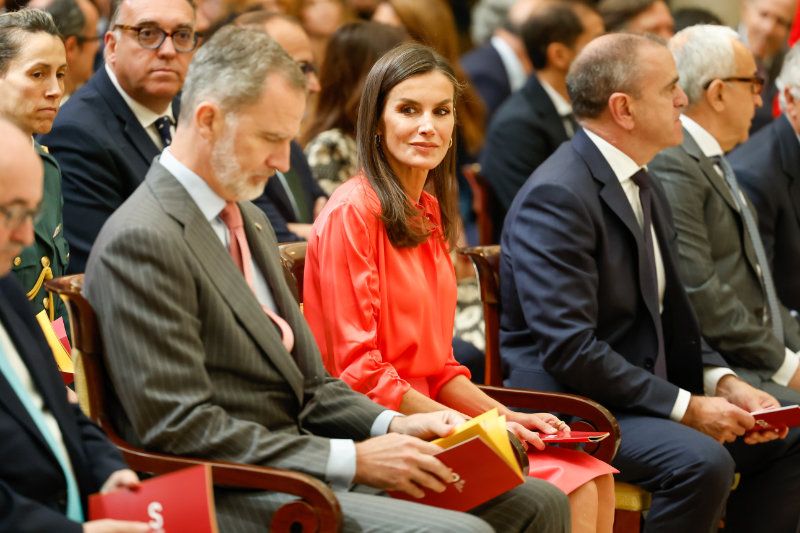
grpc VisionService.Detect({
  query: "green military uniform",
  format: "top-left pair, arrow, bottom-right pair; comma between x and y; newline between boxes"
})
11,142 -> 69,325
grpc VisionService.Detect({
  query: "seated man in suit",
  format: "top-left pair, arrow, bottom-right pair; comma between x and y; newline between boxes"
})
236,10 -> 327,243
650,25 -> 800,405
40,0 -> 197,273
0,118 -> 147,533
501,32 -> 800,532
731,43 -> 800,313
480,0 -> 603,231
84,26 -> 570,532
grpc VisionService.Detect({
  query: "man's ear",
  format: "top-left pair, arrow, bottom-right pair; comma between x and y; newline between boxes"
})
103,31 -> 117,65
63,35 -> 79,63
704,78 -> 726,112
194,102 -> 222,141
546,42 -> 573,72
608,92 -> 635,131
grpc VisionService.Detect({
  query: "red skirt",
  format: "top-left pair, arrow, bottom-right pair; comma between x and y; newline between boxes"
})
527,447 -> 618,494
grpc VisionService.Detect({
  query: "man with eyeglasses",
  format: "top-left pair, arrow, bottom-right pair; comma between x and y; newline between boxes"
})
236,10 -> 328,243
40,0 -> 197,274
650,24 -> 800,405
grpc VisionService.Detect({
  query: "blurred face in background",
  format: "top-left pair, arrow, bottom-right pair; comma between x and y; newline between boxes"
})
626,0 -> 674,40
742,0 -> 796,61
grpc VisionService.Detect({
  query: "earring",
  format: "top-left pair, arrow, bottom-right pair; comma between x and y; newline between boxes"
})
375,134 -> 381,147
448,138 -> 453,148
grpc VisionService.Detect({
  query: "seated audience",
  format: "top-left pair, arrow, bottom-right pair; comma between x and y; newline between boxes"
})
287,0 -> 353,65
302,20 -> 406,195
0,9 -> 69,323
739,0 -> 796,133
480,0 -> 603,235
303,42 -> 613,533
500,31 -> 800,532
0,117 -> 147,533
597,0 -> 673,39
40,0 -> 197,274
672,7 -> 721,33
731,42 -> 800,313
84,26 -> 570,532
650,25 -> 800,404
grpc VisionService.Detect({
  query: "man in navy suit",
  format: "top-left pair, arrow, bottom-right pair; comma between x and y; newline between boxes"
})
40,0 -> 197,273
0,119 -> 146,532
731,43 -> 800,313
501,33 -> 800,532
480,0 -> 603,235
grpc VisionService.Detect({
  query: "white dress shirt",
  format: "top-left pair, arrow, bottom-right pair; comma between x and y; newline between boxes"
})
540,79 -> 576,137
491,35 -> 527,93
106,64 -> 175,149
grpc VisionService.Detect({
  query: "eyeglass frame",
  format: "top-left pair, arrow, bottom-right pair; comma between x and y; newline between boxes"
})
0,203 -> 42,231
113,24 -> 199,53
702,75 -> 765,95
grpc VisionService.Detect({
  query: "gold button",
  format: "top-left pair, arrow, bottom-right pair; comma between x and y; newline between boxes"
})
41,256 -> 51,268
42,297 -> 49,309
13,256 -> 22,267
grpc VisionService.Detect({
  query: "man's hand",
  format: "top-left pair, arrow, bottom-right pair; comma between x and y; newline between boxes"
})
505,411 -> 566,451
681,395 -> 754,443
100,469 -> 140,494
714,375 -> 788,444
83,519 -> 150,533
353,433 -> 453,498
388,410 -> 465,440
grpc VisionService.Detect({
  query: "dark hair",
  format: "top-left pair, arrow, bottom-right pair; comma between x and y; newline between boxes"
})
522,1 -> 587,70
673,7 -> 722,33
43,0 -> 85,39
357,42 -> 459,248
109,0 -> 196,28
0,8 -> 61,75
598,0 -> 658,32
301,21 -> 406,144
567,32 -> 663,119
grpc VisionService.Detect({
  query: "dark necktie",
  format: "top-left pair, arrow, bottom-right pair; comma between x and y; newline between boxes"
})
631,169 -> 667,379
711,155 -> 783,342
154,116 -> 172,147
564,113 -> 579,138
283,169 -> 312,223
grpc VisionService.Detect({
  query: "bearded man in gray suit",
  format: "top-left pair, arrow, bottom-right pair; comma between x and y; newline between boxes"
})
83,25 -> 569,533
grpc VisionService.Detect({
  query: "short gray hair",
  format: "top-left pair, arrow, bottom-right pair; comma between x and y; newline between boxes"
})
669,24 -> 738,106
44,0 -> 85,39
470,0 -> 515,44
179,25 -> 305,122
778,43 -> 800,111
0,9 -> 61,75
567,33 -> 662,119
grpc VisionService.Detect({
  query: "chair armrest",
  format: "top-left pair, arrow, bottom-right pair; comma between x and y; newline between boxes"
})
478,385 -> 620,463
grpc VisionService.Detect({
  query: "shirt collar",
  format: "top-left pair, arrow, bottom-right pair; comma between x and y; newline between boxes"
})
539,78 -> 573,117
583,128 -> 643,184
105,63 -> 174,129
159,147 -> 226,221
680,114 -> 724,158
491,35 -> 527,92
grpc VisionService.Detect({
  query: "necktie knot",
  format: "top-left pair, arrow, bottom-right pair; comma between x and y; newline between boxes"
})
631,168 -> 652,190
219,202 -> 243,231
154,115 -> 173,147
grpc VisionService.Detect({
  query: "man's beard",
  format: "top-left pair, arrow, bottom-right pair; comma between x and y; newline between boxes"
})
210,114 -> 269,201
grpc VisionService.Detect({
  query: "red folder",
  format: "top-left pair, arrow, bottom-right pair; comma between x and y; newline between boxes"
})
750,405 -> 800,432
89,465 -> 218,532
539,431 -> 610,444
389,435 -> 524,511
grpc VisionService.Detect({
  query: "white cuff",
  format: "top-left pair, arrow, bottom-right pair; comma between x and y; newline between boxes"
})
371,410 -> 403,436
703,366 -> 737,396
325,439 -> 356,491
669,388 -> 692,422
771,349 -> 800,387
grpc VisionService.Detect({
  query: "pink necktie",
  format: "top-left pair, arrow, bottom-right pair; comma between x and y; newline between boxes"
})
219,202 -> 295,352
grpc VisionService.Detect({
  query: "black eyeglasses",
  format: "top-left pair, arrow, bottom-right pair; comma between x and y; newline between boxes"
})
297,61 -> 317,76
114,24 -> 198,53
702,75 -> 765,95
0,204 -> 41,230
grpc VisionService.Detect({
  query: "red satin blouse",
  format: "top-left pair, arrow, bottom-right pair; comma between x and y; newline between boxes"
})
304,177 -> 470,410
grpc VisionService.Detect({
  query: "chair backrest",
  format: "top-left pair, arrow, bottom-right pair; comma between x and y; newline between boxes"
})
459,245 -> 503,386
462,163 -> 501,246
279,242 -> 307,305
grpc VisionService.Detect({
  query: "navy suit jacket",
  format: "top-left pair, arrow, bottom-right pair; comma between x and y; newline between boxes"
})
480,75 -> 570,224
500,130 -> 726,418
252,141 -> 326,243
731,114 -> 800,312
0,275 -> 125,532
40,67 -> 179,274
461,42 -> 512,122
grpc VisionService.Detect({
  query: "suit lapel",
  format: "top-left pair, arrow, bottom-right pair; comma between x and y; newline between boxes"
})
525,76 -> 570,142
775,116 -> 800,229
147,165 -> 304,400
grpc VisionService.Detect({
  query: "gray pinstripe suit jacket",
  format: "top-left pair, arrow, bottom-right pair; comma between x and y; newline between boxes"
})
83,160 -> 386,480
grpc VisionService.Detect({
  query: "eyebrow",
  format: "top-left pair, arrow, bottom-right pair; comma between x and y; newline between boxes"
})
26,61 -> 67,71
664,76 -> 679,91
395,97 -> 453,106
132,19 -> 194,29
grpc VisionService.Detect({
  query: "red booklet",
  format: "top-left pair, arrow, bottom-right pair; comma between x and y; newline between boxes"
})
750,405 -> 800,432
89,465 -> 218,532
539,431 -> 610,444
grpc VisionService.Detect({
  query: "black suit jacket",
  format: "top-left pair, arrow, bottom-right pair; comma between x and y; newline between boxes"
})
500,129 -> 726,418
461,42 -> 512,122
480,75 -> 570,221
40,67 -> 179,274
731,114 -> 800,312
0,275 -> 125,532
252,141 -> 326,243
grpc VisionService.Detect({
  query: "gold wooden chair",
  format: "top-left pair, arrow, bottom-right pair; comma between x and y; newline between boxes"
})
462,163 -> 501,246
458,245 -> 651,533
46,275 -> 342,533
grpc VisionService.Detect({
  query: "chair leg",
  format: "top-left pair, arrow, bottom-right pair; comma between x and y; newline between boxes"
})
612,509 -> 642,533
